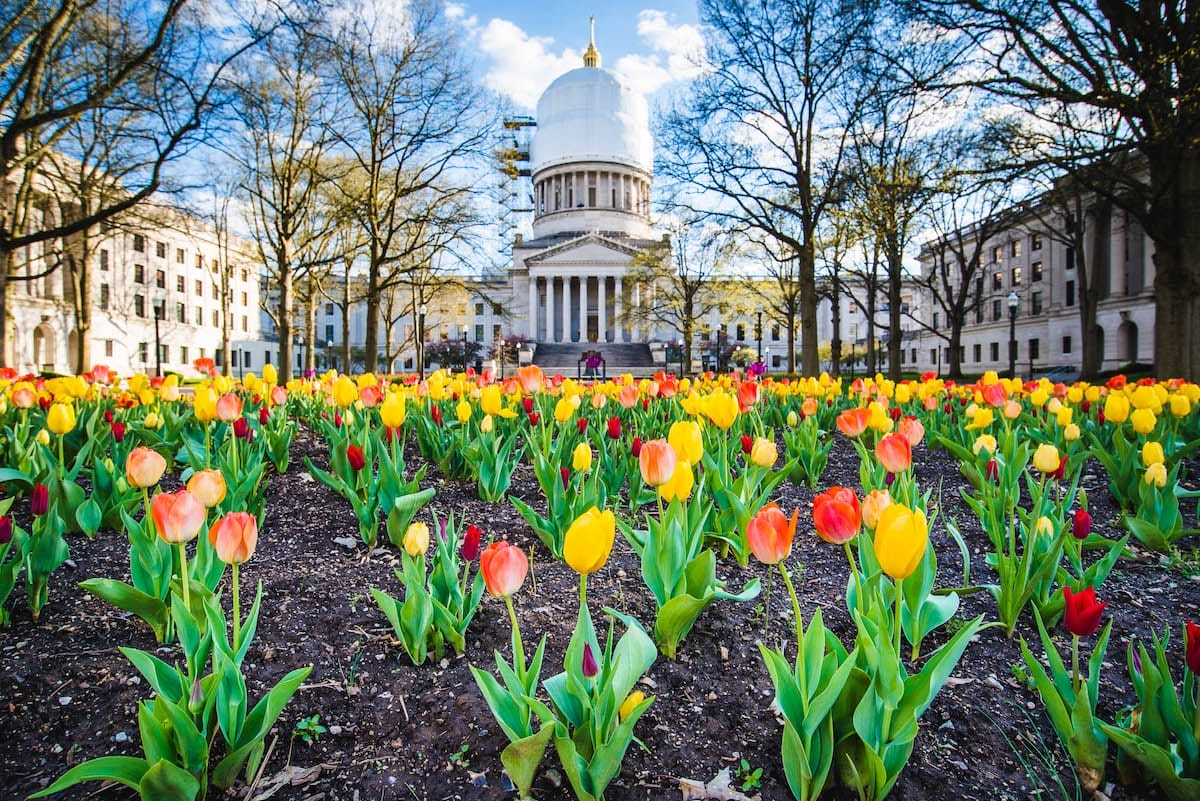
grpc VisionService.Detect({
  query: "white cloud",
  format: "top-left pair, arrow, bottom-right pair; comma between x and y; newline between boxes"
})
477,18 -> 581,109
612,9 -> 705,95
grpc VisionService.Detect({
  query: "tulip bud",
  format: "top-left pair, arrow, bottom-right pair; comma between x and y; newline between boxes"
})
1062,586 -> 1106,637
576,417 -> 588,434
461,524 -> 482,561
479,540 -> 528,597
144,412 -> 162,429
126,446 -> 167,489
259,406 -> 270,425
188,677 -> 204,715
31,483 -> 49,516
36,429 -> 50,446
527,411 -> 540,425
631,436 -> 642,457
403,522 -> 430,557
233,417 -> 251,439
110,420 -> 127,442
786,410 -> 798,427
347,445 -> 366,472
560,467 -> 570,490
606,416 -> 622,439
572,443 -> 593,472
581,643 -> 599,678
739,434 -> 753,454
207,511 -> 258,564
1144,461 -> 1167,488
187,469 -> 227,509
986,459 -> 999,482
522,397 -> 535,414
103,409 -> 114,423
619,690 -> 645,722
1186,621 -> 1200,675
0,515 -> 13,545
480,414 -> 494,434
1072,508 -> 1092,540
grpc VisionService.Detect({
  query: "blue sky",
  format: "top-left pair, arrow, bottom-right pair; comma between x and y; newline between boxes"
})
446,1 -> 703,110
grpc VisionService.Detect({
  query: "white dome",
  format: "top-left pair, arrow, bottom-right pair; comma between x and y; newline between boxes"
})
530,67 -> 653,175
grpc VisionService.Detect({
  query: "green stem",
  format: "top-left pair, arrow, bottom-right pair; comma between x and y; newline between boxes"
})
142,487 -> 153,539
579,572 -> 587,610
505,594 -> 526,684
762,567 -> 772,641
844,540 -> 863,614
204,426 -> 211,468
1072,634 -> 1081,696
778,562 -> 803,664
894,576 -> 904,664
177,541 -> 190,611
57,434 -> 65,480
231,562 -> 241,652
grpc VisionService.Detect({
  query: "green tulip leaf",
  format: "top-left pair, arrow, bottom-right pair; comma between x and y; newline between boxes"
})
27,755 -> 151,798
138,758 -> 201,801
82,579 -> 168,642
500,722 -> 555,800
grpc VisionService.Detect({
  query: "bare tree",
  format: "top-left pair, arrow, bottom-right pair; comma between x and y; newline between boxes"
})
907,0 -> 1200,378
658,0 -> 876,373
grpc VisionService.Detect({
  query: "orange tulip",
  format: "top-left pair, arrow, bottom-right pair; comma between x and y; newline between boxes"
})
862,489 -> 893,530
480,540 -> 528,597
617,383 -> 639,409
746,503 -> 798,565
516,365 -> 545,394
836,407 -> 871,438
981,382 -> 1008,408
801,397 -> 819,417
215,393 -> 243,423
812,487 -> 862,544
638,439 -> 678,487
737,380 -> 760,411
125,446 -> 167,488
150,489 -> 207,544
875,432 -> 912,473
896,416 -> 925,447
186,468 -> 227,508
208,511 -> 258,564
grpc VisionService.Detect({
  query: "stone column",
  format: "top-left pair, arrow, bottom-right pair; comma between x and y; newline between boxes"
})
546,277 -> 556,343
527,277 -> 538,339
563,276 -> 572,342
598,275 -> 608,342
578,276 -> 588,342
614,276 -> 624,342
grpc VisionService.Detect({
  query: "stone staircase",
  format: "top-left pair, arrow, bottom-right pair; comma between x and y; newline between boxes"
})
531,342 -> 657,378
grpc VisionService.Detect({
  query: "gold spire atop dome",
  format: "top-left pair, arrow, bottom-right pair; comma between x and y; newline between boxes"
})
583,16 -> 601,68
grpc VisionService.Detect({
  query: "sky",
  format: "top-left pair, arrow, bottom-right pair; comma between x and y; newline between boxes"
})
446,1 -> 704,110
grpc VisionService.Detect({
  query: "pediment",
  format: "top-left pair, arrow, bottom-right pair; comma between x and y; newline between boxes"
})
525,233 -> 645,266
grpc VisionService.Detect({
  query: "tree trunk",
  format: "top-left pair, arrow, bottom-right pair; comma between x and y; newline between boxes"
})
830,274 -> 842,378
0,249 -> 11,368
304,291 -> 317,375
74,253 -> 92,374
341,267 -> 351,372
799,247 -> 819,374
887,247 -> 902,381
866,285 -> 877,375
1148,148 -> 1200,380
947,320 -> 963,379
277,265 -> 294,383
364,259 -> 380,374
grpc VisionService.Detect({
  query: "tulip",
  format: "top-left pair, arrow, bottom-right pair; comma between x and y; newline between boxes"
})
786,410 -> 798,427
358,385 -> 381,408
658,460 -> 695,503
1141,441 -> 1165,467
1103,392 -> 1129,423
563,507 -> 615,575
36,429 -> 49,446
1002,400 -> 1022,420
965,407 -> 994,430
215,393 -> 243,423
873,503 -> 928,581
875,432 -> 912,473
403,522 -> 430,557
1062,586 -> 1106,637
479,385 -> 516,419
208,511 -> 258,565
0,515 -> 12,545
737,380 -> 760,411
516,365 -> 544,394
746,503 -> 797,565
576,417 -> 588,434
125,446 -> 167,488
1144,461 -> 1167,488
1072,508 -> 1092,540
480,414 -> 494,434
1186,620 -> 1200,675
985,459 -> 1000,482
1170,394 -> 1191,418
619,690 -> 646,722
630,436 -> 642,457
638,439 -> 677,487
151,490 -> 206,545
836,408 -> 870,437
461,524 -> 482,561
47,402 -> 76,435
31,483 -> 49,516
701,391 -> 738,429
1064,423 -> 1081,442
232,417 -> 251,439
813,487 -> 862,544
572,443 -> 593,472
258,406 -> 270,426
740,433 -> 753,454
861,489 -> 892,530
668,420 -> 703,464
553,398 -> 574,423
480,540 -> 528,597
972,434 -> 997,456
560,467 -> 570,489
1033,443 -> 1061,474
749,437 -> 777,467
581,643 -> 599,678
606,416 -> 622,439
271,385 -> 287,407
455,400 -> 472,424
897,416 -> 925,447
187,469 -> 227,508
1130,408 -> 1157,435
347,444 -> 366,472
332,376 -> 358,408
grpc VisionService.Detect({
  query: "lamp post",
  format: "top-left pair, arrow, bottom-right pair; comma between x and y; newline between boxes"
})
462,327 -> 468,373
417,303 -> 426,380
755,304 -> 763,360
763,347 -> 770,374
1007,291 -> 1019,380
326,339 -> 333,371
153,299 -> 163,377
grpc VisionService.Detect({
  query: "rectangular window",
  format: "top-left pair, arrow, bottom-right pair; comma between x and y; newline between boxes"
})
244,351 -> 252,368
241,315 -> 248,332
771,325 -> 780,341
975,307 -> 984,324
1062,335 -> 1073,354
493,323 -> 502,341
474,323 -> 484,341
100,249 -> 109,271
736,324 -> 745,340
195,279 -> 202,295
990,342 -> 999,361
138,342 -> 148,362
1011,267 -> 1022,286
134,295 -> 146,317
176,248 -> 184,263
1066,247 -> 1075,270
930,348 -> 936,363
1031,233 -> 1042,251
992,271 -> 1002,291
241,291 -> 248,306
992,245 -> 1002,263
1065,280 -> 1075,307
474,301 -> 485,315
241,269 -> 248,283
933,312 -> 939,329
176,303 -> 186,323
493,303 -> 502,315
180,346 -> 188,363
196,253 -> 203,268
176,275 -> 185,292
155,269 -> 165,289
134,264 -> 145,283
100,284 -> 110,309
1031,261 -> 1043,282
325,302 -> 333,315
133,234 -> 145,252
105,340 -> 114,357
910,348 -> 916,363
196,307 -> 203,327
992,299 -> 1002,321
212,283 -> 218,300
1029,338 -> 1040,360
973,343 -> 982,362
156,241 -> 166,258
1010,240 -> 1021,258
1031,291 -> 1042,315
212,310 -> 219,327
325,324 -> 334,341
231,351 -> 238,368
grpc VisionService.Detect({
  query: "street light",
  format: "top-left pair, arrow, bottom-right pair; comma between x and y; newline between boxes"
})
763,347 -> 770,374
1007,291 -> 1019,380
417,303 -> 427,380
153,299 -> 163,377
755,304 -> 764,360
462,327 -> 468,374
325,339 -> 333,372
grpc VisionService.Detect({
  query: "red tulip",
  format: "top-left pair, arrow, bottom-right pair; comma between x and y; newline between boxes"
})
813,487 -> 862,544
576,418 -> 588,434
31,483 -> 49,516
1063,586 -> 1107,637
522,397 -> 535,414
334,412 -> 343,428
0,515 -> 12,545
346,445 -> 366,471
740,434 -> 753,454
985,459 -> 999,482
103,409 -> 114,423
461,524 -> 482,561
875,432 -> 912,473
889,406 -> 902,421
479,540 -> 528,597
1072,509 -> 1092,540
259,406 -> 270,425
1186,620 -> 1200,675
233,417 -> 251,439
431,406 -> 443,426
631,436 -> 642,457
111,421 -> 126,442
607,416 -> 622,439
582,643 -> 599,678
560,467 -> 570,489
527,412 -> 540,425
737,381 -> 760,411
746,503 -> 798,565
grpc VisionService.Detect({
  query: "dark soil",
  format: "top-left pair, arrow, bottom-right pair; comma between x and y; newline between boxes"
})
2,426 -> 1198,801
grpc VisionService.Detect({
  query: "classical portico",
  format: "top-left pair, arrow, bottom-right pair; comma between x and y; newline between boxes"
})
513,22 -> 659,347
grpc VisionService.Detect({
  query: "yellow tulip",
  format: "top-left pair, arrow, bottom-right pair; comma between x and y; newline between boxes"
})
1170,394 -> 1191,418
972,435 -> 997,457
1034,516 -> 1055,538
1029,388 -> 1048,408
36,429 -> 50,446
658,460 -> 694,502
1032,443 -> 1061,474
480,414 -> 494,434
1064,423 -> 1081,442
786,410 -> 798,427
965,408 -> 994,430
619,690 -> 646,722
455,400 -> 472,424
1144,461 -> 1167,488
1141,441 -> 1165,467
1055,406 -> 1073,427
193,386 -> 218,423
1103,392 -> 1129,424
403,522 -> 430,556
1130,408 -> 1156,435
144,412 -> 162,429
554,397 -> 575,423
47,402 -> 76,435
261,363 -> 277,385
572,443 -> 593,472
668,420 -> 703,464
749,437 -> 777,467
480,385 -> 517,419
701,391 -> 738,430
1130,385 -> 1160,412
380,394 -> 406,428
873,504 -> 928,581
563,506 -> 615,575
332,376 -> 358,408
